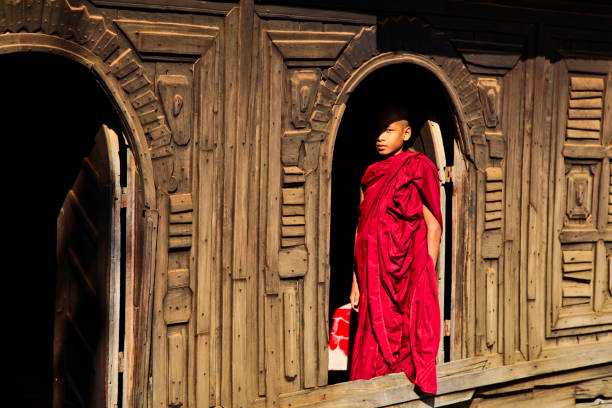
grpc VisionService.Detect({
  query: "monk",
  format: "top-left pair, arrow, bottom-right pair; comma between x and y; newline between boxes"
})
349,109 -> 443,394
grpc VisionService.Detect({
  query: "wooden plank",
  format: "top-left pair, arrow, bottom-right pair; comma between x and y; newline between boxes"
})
471,386 -> 574,408
282,187 -> 305,205
282,205 -> 305,216
170,212 -> 193,223
568,108 -> 602,119
246,12 -> 264,402
451,141 -> 468,359
137,31 -> 216,55
485,181 -> 502,192
485,167 -> 502,181
152,194 -> 169,408
571,91 -> 603,99
220,9 -> 239,407
168,268 -> 190,289
281,225 -> 306,237
254,4 -> 375,24
278,246 -> 308,278
562,283 -> 592,297
282,215 -> 305,225
594,240 -> 606,313
265,36 -> 284,408
563,250 -> 594,263
168,325 -> 188,407
559,230 -> 612,242
284,174 -> 306,184
122,150 -> 137,408
569,98 -> 603,109
567,119 -> 601,131
267,346 -> 612,408
164,287 -> 192,324
169,223 -> 193,236
485,210 -> 502,221
485,201 -> 502,212
475,140 -> 487,357
170,193 -> 193,213
562,297 -> 590,306
283,287 -> 298,380
482,230 -> 502,259
575,377 -> 612,399
486,266 -> 496,348
519,55 -> 535,361
281,237 -> 306,247
563,271 -> 592,281
485,191 -> 503,202
391,390 -> 475,407
272,39 -> 348,60
570,76 -> 605,91
503,60 -> 522,365
562,262 -> 592,272
563,144 -> 605,159
169,236 -> 192,249
485,219 -> 503,230
566,128 -> 600,139
528,55 -> 551,360
303,140 -> 319,388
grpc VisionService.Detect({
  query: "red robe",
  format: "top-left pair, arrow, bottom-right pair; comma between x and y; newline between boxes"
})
350,151 -> 443,394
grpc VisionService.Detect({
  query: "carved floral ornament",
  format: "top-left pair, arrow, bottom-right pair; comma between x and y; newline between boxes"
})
0,0 -> 175,192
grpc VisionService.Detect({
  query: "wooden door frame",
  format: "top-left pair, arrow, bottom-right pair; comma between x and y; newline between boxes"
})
0,33 -> 159,407
319,51 -> 474,370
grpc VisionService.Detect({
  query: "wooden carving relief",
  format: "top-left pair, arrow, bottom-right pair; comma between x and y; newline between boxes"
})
115,19 -> 219,58
485,167 -> 503,232
267,30 -> 354,65
550,59 -> 612,336
565,165 -> 595,224
290,69 -> 320,129
478,78 -> 501,128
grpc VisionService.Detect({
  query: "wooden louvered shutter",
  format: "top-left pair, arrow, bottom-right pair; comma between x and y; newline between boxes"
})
54,124 -> 121,408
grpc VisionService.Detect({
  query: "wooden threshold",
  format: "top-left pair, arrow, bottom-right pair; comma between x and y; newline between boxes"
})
250,342 -> 612,408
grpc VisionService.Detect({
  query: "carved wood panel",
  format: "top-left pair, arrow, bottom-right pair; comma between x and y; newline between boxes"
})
550,59 -> 612,336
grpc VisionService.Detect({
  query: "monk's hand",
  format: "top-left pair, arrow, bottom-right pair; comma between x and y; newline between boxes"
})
350,279 -> 360,312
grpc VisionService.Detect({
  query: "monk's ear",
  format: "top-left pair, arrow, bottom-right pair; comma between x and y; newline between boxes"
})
403,126 -> 412,142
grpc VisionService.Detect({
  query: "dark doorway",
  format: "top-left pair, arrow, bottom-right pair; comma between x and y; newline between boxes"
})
1,52 -> 123,407
328,63 -> 457,384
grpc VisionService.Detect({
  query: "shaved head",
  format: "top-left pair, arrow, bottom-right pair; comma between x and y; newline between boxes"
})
377,106 -> 411,131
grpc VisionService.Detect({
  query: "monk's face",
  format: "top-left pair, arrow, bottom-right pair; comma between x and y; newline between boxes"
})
376,120 -> 411,156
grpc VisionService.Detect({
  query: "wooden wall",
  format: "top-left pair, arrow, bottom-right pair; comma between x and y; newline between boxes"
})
1,0 -> 612,406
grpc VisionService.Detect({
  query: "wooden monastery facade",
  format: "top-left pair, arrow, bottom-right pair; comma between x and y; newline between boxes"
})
3,0 -> 612,406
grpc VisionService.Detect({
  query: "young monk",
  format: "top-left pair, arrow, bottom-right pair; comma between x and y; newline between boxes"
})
349,108 -> 443,394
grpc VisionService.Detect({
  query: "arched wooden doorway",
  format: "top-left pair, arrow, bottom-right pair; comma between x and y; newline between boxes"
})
1,48 -> 153,408
323,55 -> 470,385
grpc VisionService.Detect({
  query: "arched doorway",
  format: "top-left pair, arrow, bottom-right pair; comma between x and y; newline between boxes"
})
1,51 -> 141,407
327,62 -> 461,384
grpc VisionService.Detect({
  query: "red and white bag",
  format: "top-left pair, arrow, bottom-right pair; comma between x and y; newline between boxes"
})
328,303 -> 351,370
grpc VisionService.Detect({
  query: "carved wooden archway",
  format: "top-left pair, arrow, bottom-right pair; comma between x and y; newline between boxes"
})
0,2 -> 171,406
310,26 -> 485,160
289,24 -> 485,378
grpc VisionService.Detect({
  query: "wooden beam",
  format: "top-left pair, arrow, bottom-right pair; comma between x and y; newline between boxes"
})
254,346 -> 612,408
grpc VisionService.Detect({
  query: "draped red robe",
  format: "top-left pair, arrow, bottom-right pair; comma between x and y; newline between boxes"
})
350,150 -> 443,394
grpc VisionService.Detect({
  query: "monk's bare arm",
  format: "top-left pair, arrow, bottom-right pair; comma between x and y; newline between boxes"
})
423,204 -> 442,266
350,187 -> 364,312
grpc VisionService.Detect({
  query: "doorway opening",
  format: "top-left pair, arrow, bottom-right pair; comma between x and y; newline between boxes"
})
1,52 -> 134,407
328,63 -> 458,384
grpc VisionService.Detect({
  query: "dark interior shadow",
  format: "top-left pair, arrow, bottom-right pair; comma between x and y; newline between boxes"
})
1,52 -> 121,407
